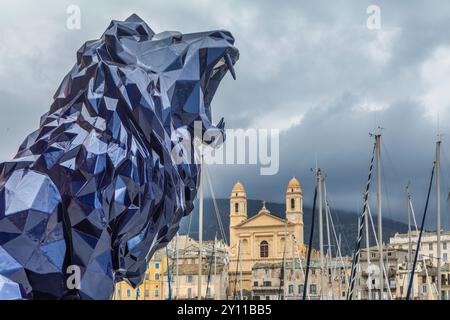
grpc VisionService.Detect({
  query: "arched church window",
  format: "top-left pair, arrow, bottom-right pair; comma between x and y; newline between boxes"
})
291,198 -> 295,210
260,241 -> 269,258
235,203 -> 239,213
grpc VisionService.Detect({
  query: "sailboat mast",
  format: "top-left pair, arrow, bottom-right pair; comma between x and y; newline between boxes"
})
406,187 -> 412,299
198,155 -> 204,300
240,258 -> 243,300
365,204 -> 371,300
375,133 -> 383,300
214,235 -> 217,291
175,233 -> 179,299
338,234 -> 343,300
323,179 -> 334,299
436,139 -> 441,300
318,169 -> 325,300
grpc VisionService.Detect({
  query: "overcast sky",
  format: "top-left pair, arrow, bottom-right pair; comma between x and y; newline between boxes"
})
1,1 -> 450,229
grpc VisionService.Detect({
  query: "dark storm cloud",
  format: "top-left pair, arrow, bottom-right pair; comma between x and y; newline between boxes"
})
1,1 -> 450,228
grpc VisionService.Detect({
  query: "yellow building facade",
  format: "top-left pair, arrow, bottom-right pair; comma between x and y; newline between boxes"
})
228,178 -> 310,297
114,249 -> 167,300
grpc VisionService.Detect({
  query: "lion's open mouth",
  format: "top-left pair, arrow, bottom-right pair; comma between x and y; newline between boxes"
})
202,48 -> 239,147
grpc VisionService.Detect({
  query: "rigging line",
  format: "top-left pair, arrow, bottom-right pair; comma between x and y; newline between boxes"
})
325,192 -> 352,256
439,148 -> 450,228
292,236 -> 311,300
165,246 -> 172,300
205,241 -> 215,299
408,193 -> 437,298
278,221 -> 288,300
178,197 -> 200,262
323,179 -> 336,299
366,205 -> 393,300
327,203 -> 350,286
380,152 -> 394,224
399,265 -> 407,299
347,141 -> 376,300
232,240 -> 241,300
326,194 -> 352,263
303,185 -> 318,300
184,198 -> 195,251
204,165 -> 228,244
406,163 -> 435,300
203,166 -> 223,239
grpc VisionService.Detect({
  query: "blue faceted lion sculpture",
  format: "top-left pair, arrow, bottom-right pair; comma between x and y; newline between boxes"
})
0,14 -> 238,299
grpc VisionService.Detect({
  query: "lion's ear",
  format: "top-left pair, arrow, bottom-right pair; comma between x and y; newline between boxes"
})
103,15 -> 154,41
124,14 -> 155,38
101,15 -> 155,65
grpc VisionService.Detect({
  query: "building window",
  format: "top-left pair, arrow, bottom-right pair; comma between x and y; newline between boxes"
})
126,289 -> 131,298
422,285 -> 427,294
298,284 -> 304,294
145,274 -> 149,281
260,241 -> 269,258
155,262 -> 160,269
444,243 -> 448,250
263,281 -> 272,287
155,273 -> 160,280
291,198 -> 295,210
288,285 -> 294,294
155,289 -> 159,297
136,289 -> 140,298
186,275 -> 193,283
444,253 -> 448,261
145,289 -> 149,297
429,243 -> 433,250
310,284 -> 317,295
235,203 -> 239,213
264,267 -> 269,276
188,288 -> 192,298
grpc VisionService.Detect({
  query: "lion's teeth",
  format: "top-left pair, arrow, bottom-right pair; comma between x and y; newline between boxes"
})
216,117 -> 225,130
225,53 -> 236,80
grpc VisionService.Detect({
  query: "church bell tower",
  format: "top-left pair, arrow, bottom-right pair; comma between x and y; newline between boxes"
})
286,177 -> 304,244
230,181 -> 247,227
230,181 -> 247,250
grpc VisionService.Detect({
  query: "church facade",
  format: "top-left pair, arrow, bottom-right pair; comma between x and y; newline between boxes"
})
227,177 -> 310,297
